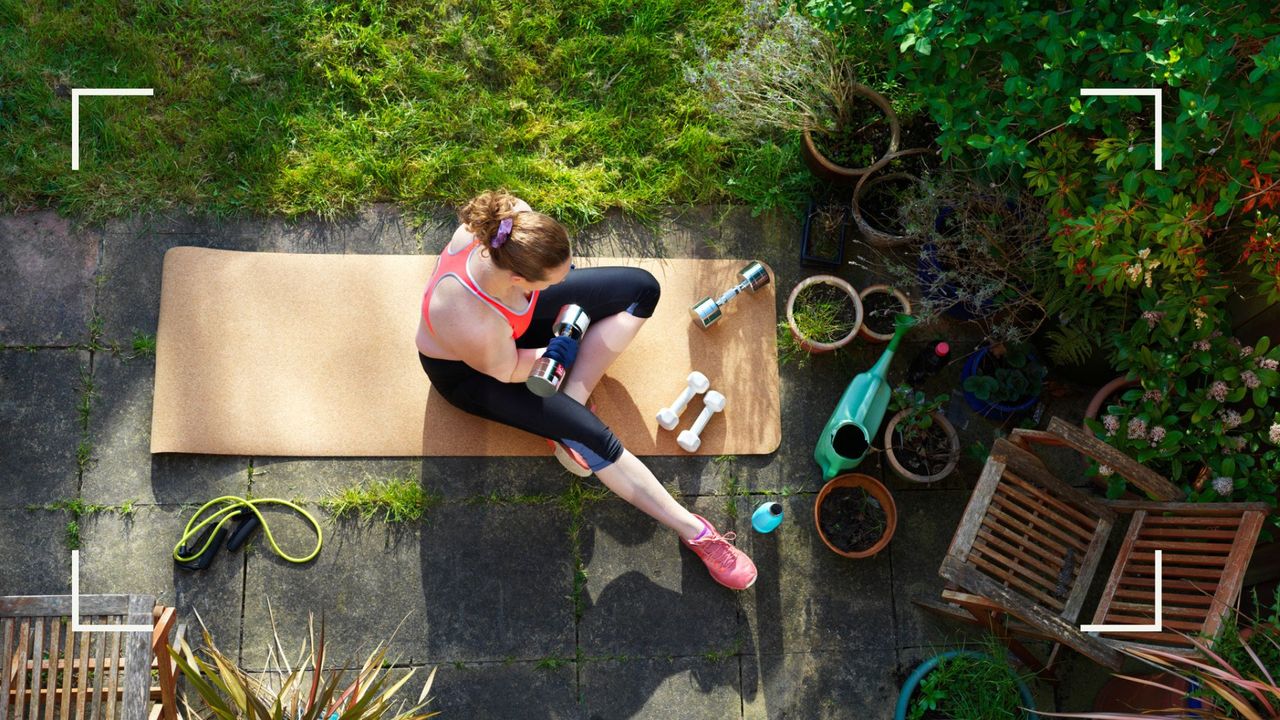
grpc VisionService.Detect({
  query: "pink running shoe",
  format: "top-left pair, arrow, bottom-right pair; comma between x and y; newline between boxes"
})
681,514 -> 758,590
546,439 -> 593,477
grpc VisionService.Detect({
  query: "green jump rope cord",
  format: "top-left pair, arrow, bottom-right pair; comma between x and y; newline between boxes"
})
172,496 -> 323,564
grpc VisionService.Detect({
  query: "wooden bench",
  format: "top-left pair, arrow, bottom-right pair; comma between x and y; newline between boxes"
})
1,595 -> 179,720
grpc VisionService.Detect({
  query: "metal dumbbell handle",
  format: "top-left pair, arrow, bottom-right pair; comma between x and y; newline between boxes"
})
527,305 -> 590,396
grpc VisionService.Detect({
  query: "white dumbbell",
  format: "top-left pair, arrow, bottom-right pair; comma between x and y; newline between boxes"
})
656,371 -> 710,430
677,391 -> 726,452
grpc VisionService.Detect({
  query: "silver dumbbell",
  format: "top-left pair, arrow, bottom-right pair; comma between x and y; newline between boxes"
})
527,304 -> 591,397
690,261 -> 770,329
678,391 -> 726,452
656,371 -> 710,430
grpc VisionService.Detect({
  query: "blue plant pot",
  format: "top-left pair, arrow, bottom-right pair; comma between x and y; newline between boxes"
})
895,651 -> 1038,720
961,346 -> 1041,421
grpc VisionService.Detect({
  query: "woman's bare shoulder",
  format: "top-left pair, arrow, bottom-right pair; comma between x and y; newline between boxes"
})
429,278 -> 508,344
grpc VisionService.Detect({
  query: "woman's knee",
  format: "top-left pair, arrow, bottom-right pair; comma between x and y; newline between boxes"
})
624,268 -> 661,319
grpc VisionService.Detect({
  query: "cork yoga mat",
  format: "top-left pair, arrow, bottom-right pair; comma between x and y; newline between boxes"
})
150,247 -> 781,457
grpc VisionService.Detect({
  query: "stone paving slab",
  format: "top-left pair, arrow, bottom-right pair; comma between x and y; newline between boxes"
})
80,354 -> 252,505
888,487 -> 984,651
78,506 -> 244,659
580,655 -> 743,720
578,497 -> 744,659
0,211 -> 100,346
737,495 -> 896,655
0,349 -> 86,508
741,648 -> 900,720
0,508 -> 71,595
242,501 -> 575,669
385,662 -> 581,720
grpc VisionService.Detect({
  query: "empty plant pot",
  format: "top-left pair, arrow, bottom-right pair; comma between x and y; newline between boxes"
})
1083,375 -> 1139,424
857,285 -> 911,343
786,275 -> 863,354
814,473 -> 897,559
799,83 -> 901,185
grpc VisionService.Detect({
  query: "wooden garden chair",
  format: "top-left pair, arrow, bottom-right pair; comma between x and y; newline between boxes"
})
919,417 -> 1269,675
1,595 -> 180,720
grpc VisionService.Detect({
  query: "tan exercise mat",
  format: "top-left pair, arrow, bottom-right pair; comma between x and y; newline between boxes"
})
151,247 -> 780,457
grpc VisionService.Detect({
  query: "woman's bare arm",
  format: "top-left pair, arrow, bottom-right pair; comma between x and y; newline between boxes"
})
433,299 -> 545,383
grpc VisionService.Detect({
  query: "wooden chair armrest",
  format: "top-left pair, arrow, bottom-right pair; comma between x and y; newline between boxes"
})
1009,417 -> 1184,501
1103,500 -> 1271,515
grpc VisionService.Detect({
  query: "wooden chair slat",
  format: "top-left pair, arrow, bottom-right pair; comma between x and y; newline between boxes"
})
967,552 -> 1066,612
74,622 -> 90,720
2,617 -> 14,720
1111,503 -> 1258,519
44,619 -> 62,720
1122,562 -> 1225,580
980,506 -> 1073,558
999,478 -> 1096,545
947,457 -> 1007,560
1204,510 -> 1267,641
1126,551 -> 1233,568
1065,511 -> 1115,622
1132,539 -> 1236,554
976,525 -> 1069,574
120,598 -> 150,720
1107,601 -> 1223,620
60,618 -> 74,720
1002,469 -> 1101,531
88,626 -> 105,720
12,622 -> 29,720
102,630 -> 119,720
990,494 -> 1090,553
1138,527 -> 1239,539
0,601 -> 129,620
28,618 -> 43,720
1114,588 -> 1216,606
1098,630 -> 1197,646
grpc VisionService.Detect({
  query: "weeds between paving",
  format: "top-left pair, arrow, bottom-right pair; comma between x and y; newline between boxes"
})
0,0 -> 824,223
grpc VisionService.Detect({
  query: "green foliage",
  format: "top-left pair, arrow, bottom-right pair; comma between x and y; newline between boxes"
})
1086,315 -> 1280,517
1,0 -> 746,221
319,477 -> 439,524
174,620 -> 438,720
130,331 -> 157,358
1193,588 -> 1280,717
962,345 -> 1045,405
888,384 -> 946,444
907,651 -> 1030,720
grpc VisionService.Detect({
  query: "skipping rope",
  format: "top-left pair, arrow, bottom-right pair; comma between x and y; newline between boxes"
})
173,496 -> 322,570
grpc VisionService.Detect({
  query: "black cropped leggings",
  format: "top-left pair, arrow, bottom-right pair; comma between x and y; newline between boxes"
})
419,266 -> 661,469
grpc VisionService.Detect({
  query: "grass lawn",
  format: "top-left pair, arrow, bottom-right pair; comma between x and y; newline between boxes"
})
0,0 -> 815,224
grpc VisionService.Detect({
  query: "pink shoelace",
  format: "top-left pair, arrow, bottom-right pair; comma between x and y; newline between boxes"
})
691,530 -> 740,566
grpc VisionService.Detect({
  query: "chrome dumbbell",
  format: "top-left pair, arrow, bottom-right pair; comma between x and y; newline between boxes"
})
690,261 -> 770,329
527,304 -> 591,397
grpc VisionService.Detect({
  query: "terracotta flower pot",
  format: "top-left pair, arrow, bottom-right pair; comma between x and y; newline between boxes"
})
1084,375 -> 1140,424
884,409 -> 960,484
851,147 -> 935,248
857,284 -> 912,343
799,82 -> 901,185
814,473 -> 897,559
785,275 -> 863,354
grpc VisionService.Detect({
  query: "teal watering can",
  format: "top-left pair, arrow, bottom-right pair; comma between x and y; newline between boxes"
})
814,314 -> 917,480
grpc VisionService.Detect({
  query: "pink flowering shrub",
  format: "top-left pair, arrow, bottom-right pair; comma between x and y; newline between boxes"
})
1085,321 -> 1280,519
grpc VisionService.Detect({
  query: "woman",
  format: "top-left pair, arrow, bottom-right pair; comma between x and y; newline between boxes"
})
416,190 -> 757,590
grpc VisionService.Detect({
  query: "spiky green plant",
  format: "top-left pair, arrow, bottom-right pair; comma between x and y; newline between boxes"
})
173,616 -> 438,720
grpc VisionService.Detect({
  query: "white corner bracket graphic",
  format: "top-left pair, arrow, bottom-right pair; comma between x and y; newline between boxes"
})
1079,88 -> 1163,170
70,88 -> 154,171
1081,550 -> 1162,634
70,550 -> 152,633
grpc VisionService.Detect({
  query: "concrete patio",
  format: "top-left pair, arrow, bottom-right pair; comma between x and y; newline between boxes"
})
0,205 -> 1116,718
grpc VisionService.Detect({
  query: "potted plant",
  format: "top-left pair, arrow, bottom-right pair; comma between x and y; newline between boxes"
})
785,274 -> 864,354
851,147 -> 935,247
896,649 -> 1038,720
814,472 -> 896,558
800,196 -> 849,268
960,343 -> 1046,421
884,385 -> 960,483
873,172 -> 1053,346
174,616 -> 439,720
685,0 -> 898,184
858,284 -> 912,343
1083,375 -> 1140,423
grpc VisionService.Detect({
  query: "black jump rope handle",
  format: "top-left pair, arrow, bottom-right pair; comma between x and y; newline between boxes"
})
176,510 -> 261,571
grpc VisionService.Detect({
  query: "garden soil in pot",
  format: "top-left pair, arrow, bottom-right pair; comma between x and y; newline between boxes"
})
818,486 -> 888,554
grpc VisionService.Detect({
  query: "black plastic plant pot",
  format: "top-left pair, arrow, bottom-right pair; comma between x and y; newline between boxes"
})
960,346 -> 1041,421
800,197 -> 847,268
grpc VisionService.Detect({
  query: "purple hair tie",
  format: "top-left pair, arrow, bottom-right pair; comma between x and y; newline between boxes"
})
491,217 -> 514,248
